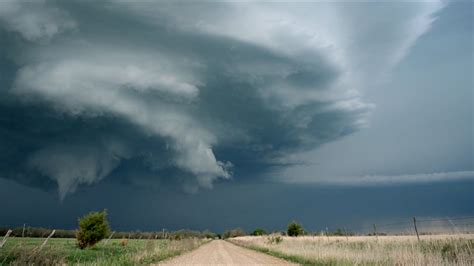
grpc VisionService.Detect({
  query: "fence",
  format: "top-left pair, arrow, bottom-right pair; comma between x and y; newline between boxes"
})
310,215 -> 474,237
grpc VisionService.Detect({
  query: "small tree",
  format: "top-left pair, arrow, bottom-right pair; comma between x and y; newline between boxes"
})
251,228 -> 267,236
287,221 -> 303,237
332,228 -> 345,236
76,210 -> 110,249
223,228 -> 246,239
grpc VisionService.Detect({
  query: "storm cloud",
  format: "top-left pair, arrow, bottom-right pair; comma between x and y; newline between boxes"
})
0,1 -> 444,198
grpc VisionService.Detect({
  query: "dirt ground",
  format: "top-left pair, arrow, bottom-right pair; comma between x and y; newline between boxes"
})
157,239 -> 295,265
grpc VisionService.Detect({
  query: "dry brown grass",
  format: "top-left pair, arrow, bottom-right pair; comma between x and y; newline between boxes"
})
231,234 -> 474,265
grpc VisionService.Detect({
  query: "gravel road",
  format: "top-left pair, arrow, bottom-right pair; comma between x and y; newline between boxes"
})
157,240 -> 295,265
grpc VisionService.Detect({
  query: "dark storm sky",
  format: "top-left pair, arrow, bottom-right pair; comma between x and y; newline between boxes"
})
0,1 -> 472,232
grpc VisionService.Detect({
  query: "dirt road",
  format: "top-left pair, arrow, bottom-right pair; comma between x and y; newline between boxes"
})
158,240 -> 295,265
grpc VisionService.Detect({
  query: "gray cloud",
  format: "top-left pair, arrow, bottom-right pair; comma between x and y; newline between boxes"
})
277,171 -> 474,186
0,0 -> 76,41
28,141 -> 130,199
0,1 -> 443,197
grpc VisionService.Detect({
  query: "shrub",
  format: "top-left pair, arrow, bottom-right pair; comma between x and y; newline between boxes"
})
202,230 -> 217,239
267,235 -> 283,244
332,228 -> 345,236
76,210 -> 110,249
287,221 -> 303,237
251,228 -> 267,236
223,228 -> 246,238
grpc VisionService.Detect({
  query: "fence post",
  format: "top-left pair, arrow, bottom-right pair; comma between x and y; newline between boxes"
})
447,219 -> 460,234
39,229 -> 56,250
413,217 -> 420,242
22,224 -> 26,238
0,229 -> 13,248
104,231 -> 115,245
373,224 -> 378,241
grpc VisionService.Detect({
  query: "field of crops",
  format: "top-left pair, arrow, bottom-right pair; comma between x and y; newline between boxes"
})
0,237 -> 206,265
230,234 -> 474,265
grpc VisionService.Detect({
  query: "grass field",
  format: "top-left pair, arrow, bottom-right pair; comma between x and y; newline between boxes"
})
230,234 -> 474,265
0,237 -> 207,265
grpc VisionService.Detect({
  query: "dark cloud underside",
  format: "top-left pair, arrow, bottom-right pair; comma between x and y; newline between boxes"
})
0,1 -> 445,198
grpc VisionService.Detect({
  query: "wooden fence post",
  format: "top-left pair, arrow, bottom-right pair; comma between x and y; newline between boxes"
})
104,231 -> 115,245
413,217 -> 420,242
447,219 -> 460,234
0,229 -> 12,248
373,224 -> 378,241
39,229 -> 56,250
22,224 -> 26,238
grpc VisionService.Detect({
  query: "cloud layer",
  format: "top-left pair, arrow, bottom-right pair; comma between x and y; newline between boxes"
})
0,1 -> 444,198
277,171 -> 474,186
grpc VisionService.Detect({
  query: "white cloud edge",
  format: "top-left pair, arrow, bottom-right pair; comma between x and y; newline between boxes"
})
277,171 -> 474,186
0,1 -> 77,42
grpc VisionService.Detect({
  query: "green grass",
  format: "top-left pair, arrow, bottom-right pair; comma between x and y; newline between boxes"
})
0,237 -> 206,265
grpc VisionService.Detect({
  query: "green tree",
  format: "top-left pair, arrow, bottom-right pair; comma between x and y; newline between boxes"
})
333,228 -> 344,236
251,228 -> 267,236
76,210 -> 110,249
287,221 -> 303,237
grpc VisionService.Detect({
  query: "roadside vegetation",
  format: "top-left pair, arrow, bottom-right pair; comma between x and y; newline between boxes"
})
0,237 -> 207,265
230,234 -> 474,265
251,228 -> 267,236
0,210 -> 210,265
76,210 -> 110,249
287,221 -> 304,237
223,228 -> 246,239
2,215 -> 473,265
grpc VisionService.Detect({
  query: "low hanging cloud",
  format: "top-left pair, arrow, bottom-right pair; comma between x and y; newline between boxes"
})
277,171 -> 474,186
28,141 -> 130,199
0,1 -> 444,198
0,0 -> 76,41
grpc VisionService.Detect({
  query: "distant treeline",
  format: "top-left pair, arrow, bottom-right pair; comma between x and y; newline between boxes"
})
0,227 -> 217,240
0,226 -> 402,239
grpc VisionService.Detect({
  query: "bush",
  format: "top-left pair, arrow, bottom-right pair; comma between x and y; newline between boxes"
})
332,228 -> 345,236
287,221 -> 303,237
223,228 -> 246,238
267,235 -> 283,244
251,228 -> 267,236
76,210 -> 110,249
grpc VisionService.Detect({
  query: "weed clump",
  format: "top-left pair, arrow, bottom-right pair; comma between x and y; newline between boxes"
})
267,235 -> 283,244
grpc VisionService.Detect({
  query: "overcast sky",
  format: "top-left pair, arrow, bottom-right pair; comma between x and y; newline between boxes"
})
0,1 -> 472,232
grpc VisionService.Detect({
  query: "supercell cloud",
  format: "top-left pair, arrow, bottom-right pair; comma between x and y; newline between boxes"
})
0,1 -> 443,198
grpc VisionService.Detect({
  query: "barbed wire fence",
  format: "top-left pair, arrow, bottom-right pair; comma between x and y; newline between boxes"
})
309,216 -> 474,237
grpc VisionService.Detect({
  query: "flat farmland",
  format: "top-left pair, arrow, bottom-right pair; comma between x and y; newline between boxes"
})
230,234 -> 474,265
0,237 -> 206,265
